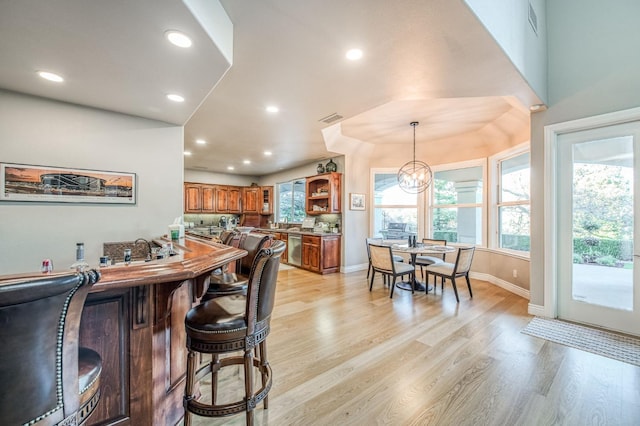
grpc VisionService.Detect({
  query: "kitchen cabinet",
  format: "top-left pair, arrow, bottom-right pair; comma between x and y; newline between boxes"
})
260,231 -> 289,264
306,172 -> 341,215
242,186 -> 260,213
184,183 -> 202,213
274,232 -> 288,264
184,183 -> 215,213
201,185 -> 216,212
261,186 -> 273,215
215,185 -> 242,213
183,183 -> 272,215
301,234 -> 340,274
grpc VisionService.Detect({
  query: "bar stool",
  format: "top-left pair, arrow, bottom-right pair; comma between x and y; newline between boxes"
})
203,232 -> 273,300
0,269 -> 102,426
183,240 -> 285,425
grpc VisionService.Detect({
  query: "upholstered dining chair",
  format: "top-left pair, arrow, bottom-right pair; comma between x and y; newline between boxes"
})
424,246 -> 476,302
365,238 -> 404,280
203,232 -> 273,301
368,243 -> 415,298
0,269 -> 102,426
183,240 -> 285,426
413,238 -> 447,281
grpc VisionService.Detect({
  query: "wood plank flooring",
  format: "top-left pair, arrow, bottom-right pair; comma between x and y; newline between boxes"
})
186,268 -> 640,426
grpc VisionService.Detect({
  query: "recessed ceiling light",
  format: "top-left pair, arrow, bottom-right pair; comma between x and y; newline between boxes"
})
184,151 -> 192,156
196,139 -> 206,145
38,71 -> 64,82
243,160 -> 251,165
165,30 -> 192,48
167,94 -> 184,102
227,166 -> 235,171
346,48 -> 363,61
264,151 -> 272,156
266,105 -> 279,113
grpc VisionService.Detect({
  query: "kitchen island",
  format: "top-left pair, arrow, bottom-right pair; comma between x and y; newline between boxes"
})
3,236 -> 246,426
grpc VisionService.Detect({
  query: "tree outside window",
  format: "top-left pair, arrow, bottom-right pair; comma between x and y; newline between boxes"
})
277,179 -> 306,223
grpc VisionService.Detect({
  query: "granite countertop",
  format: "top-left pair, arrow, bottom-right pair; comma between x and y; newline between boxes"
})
255,228 -> 341,236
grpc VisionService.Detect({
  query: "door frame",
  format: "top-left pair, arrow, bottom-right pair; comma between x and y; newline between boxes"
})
543,106 -> 640,319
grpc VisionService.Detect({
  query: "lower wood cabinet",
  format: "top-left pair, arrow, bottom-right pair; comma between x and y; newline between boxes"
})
301,234 -> 340,274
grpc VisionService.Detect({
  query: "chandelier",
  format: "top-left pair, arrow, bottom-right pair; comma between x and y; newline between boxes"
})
397,121 -> 433,193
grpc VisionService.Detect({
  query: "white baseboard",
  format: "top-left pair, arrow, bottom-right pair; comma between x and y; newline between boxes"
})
469,272 -> 530,300
341,263 -> 369,274
527,303 -> 547,317
340,266 -> 531,301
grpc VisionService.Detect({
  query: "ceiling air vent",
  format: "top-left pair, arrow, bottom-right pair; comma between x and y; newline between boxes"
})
528,2 -> 538,35
318,113 -> 343,124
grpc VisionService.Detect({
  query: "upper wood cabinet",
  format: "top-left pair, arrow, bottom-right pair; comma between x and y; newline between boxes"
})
242,186 -> 260,213
184,183 -> 202,213
184,183 -> 273,215
184,183 -> 216,213
306,172 -> 342,215
214,185 -> 242,213
261,186 -> 273,215
227,186 -> 242,213
201,185 -> 216,212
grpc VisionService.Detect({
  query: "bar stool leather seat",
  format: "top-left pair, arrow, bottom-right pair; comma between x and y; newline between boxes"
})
203,232 -> 273,301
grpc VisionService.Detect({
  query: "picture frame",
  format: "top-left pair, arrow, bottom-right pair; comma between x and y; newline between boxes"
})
0,162 -> 137,204
350,193 -> 365,210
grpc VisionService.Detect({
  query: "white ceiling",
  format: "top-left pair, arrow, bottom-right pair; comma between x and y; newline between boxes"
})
0,0 -> 542,177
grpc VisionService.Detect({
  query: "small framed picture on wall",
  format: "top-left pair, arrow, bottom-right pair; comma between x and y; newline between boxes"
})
350,193 -> 365,210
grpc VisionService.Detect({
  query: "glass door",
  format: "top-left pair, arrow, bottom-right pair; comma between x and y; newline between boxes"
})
557,122 -> 640,335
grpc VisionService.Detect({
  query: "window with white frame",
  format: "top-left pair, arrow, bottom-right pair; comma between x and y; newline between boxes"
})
431,163 -> 484,245
277,178 -> 306,223
496,151 -> 530,252
372,171 -> 418,240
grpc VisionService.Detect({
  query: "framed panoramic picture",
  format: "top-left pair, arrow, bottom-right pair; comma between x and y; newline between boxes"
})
0,162 -> 136,204
350,193 -> 365,210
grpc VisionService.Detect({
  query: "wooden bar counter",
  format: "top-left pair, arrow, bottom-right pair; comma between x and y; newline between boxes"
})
1,236 -> 246,426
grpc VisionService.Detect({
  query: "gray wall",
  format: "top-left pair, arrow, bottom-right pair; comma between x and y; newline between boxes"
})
0,90 -> 184,274
529,0 -> 640,305
464,0 -> 547,103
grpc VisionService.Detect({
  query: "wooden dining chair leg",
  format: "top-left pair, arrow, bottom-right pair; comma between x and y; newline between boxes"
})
369,272 -> 376,291
465,275 -> 473,298
451,277 -> 460,302
390,277 -> 397,298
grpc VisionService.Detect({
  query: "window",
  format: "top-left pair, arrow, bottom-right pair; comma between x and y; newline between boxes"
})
277,178 -> 306,223
431,163 -> 484,245
497,152 -> 530,252
372,171 -> 418,240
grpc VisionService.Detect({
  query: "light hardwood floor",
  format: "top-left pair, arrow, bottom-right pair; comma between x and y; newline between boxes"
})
187,268 -> 640,426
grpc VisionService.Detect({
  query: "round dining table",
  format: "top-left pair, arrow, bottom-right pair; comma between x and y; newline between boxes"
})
387,243 -> 456,293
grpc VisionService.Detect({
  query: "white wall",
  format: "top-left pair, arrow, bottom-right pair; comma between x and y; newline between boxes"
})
0,90 -> 184,274
530,0 -> 640,306
184,169 -> 256,186
464,0 -> 547,103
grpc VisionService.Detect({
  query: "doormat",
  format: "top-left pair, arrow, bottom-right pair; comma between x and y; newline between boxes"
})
522,317 -> 640,367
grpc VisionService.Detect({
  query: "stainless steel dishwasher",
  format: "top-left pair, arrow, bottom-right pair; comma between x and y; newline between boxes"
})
287,234 -> 302,266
